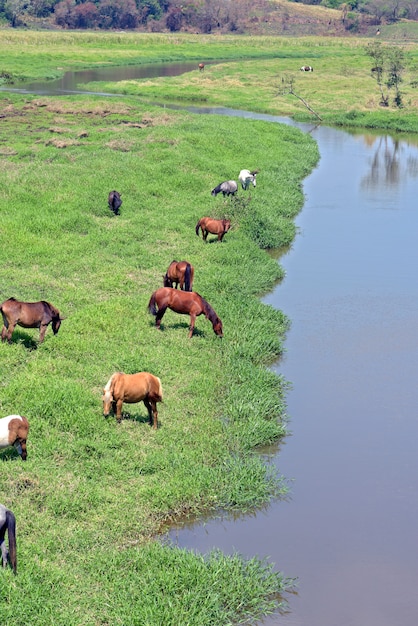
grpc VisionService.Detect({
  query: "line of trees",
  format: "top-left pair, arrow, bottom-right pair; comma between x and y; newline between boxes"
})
0,0 -> 417,30
0,0 -> 254,31
290,0 -> 418,24
0,0 -> 169,29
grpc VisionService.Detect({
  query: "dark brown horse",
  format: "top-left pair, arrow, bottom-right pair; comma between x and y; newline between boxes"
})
163,260 -> 194,292
148,287 -> 223,338
0,504 -> 17,574
0,414 -> 30,461
102,372 -> 163,428
0,298 -> 65,344
108,190 -> 122,215
195,217 -> 231,242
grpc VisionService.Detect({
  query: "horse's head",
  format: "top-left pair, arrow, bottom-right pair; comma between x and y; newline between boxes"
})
223,219 -> 232,232
163,273 -> 172,288
102,386 -> 113,417
213,318 -> 223,338
50,305 -> 65,335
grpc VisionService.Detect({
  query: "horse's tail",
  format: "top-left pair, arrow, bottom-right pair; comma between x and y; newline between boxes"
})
184,264 -> 192,291
155,376 -> 163,402
148,292 -> 158,316
6,509 -> 17,574
195,220 -> 202,236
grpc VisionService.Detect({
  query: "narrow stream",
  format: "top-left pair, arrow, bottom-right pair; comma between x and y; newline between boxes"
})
6,67 -> 418,625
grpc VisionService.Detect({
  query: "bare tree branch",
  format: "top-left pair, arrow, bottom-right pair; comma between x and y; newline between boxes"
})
276,75 -> 322,122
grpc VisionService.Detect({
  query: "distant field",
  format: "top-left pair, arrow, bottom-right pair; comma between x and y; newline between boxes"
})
1,31 -> 418,132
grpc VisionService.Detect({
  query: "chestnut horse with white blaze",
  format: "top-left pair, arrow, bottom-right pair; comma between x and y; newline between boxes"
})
148,287 -> 223,338
163,260 -> 194,292
1,298 -> 65,344
103,372 -> 163,428
0,415 -> 29,461
196,217 -> 231,242
0,504 -> 17,574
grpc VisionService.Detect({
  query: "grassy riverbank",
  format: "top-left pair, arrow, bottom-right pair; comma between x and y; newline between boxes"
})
2,31 -> 418,132
0,89 -> 318,624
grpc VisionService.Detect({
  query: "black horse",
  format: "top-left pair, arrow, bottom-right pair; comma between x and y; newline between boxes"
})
108,190 -> 122,215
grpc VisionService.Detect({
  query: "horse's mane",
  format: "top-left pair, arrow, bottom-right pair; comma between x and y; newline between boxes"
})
196,293 -> 219,324
104,371 -> 124,393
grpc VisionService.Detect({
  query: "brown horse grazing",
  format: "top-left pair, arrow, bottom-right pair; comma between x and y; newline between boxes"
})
103,372 -> 163,428
0,415 -> 30,461
148,287 -> 223,339
195,217 -> 231,242
198,63 -> 205,72
1,298 -> 65,344
163,260 -> 194,292
0,504 -> 17,574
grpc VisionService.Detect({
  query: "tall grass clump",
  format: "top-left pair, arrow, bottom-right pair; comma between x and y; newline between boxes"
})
0,88 -> 317,624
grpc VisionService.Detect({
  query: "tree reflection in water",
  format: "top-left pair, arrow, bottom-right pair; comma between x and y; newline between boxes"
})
360,134 -> 418,191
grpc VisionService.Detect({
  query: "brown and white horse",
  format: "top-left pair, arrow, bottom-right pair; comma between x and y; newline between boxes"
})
103,372 -> 163,428
0,504 -> 17,574
300,65 -> 313,72
0,415 -> 29,461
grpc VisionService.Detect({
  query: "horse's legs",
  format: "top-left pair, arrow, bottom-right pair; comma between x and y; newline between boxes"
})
17,438 -> 27,461
155,306 -> 167,330
39,323 -> 49,343
4,321 -> 15,343
0,519 -> 7,568
1,324 -> 7,342
144,399 -> 158,429
202,229 -> 208,241
1,539 -> 7,568
115,399 -> 124,423
188,313 -> 197,338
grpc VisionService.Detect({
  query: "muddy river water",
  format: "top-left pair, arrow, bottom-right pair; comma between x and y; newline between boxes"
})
8,66 -> 418,625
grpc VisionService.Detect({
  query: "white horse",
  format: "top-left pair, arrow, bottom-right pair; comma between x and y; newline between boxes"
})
239,169 -> 257,191
0,415 -> 30,460
300,65 -> 313,72
0,504 -> 17,574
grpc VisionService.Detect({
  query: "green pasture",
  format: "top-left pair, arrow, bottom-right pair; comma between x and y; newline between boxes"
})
0,90 -> 318,624
2,30 -> 418,131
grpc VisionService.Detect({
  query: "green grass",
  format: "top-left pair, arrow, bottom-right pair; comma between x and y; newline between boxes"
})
2,30 -> 418,132
0,91 -> 317,624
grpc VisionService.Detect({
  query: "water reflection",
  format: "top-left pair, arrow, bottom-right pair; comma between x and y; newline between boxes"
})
360,135 -> 418,191
1,61 -> 204,96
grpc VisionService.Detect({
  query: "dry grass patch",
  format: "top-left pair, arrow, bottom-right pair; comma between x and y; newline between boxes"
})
45,138 -> 82,148
106,139 -> 135,151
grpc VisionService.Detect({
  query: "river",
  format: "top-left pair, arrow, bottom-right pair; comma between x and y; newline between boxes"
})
7,67 -> 418,626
